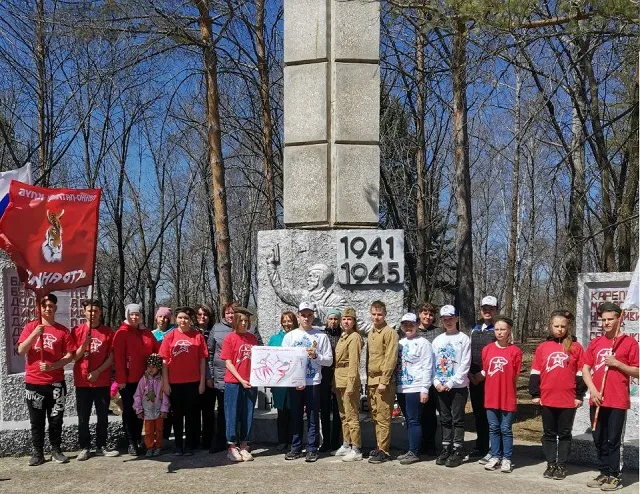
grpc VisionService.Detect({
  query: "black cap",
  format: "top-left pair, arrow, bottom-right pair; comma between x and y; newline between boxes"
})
494,314 -> 514,328
41,293 -> 58,305
82,299 -> 103,309
598,302 -> 622,315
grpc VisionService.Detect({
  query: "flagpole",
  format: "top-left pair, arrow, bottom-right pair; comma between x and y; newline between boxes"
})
35,292 -> 44,362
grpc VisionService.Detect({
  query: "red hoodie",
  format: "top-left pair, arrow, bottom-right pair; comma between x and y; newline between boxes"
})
113,322 -> 159,385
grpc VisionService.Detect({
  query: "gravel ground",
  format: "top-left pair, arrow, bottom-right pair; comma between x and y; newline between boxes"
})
0,441 -> 637,494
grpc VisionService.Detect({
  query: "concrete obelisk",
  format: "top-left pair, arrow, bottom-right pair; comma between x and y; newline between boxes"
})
257,0 -> 404,344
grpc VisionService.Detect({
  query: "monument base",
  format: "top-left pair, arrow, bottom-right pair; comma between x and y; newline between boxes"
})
0,414 -> 124,456
569,434 -> 639,472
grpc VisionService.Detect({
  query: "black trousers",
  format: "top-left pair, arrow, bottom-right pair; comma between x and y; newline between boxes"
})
25,381 -> 67,452
541,406 -> 576,466
212,388 -> 226,449
196,386 -> 216,448
469,381 -> 489,453
319,367 -> 342,449
170,382 -> 200,450
120,382 -> 143,446
421,384 -> 440,453
590,406 -> 626,477
277,407 -> 292,445
76,386 -> 110,449
162,408 -> 173,441
437,387 -> 468,450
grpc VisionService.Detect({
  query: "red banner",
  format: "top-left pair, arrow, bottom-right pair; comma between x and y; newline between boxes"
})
0,181 -> 101,296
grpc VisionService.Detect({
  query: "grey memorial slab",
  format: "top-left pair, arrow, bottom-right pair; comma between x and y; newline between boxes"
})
570,271 -> 639,470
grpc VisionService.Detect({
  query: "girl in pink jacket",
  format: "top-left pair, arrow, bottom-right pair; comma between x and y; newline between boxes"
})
133,354 -> 169,457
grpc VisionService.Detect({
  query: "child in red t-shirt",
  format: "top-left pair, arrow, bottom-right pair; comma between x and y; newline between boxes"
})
220,307 -> 258,462
159,307 -> 208,456
582,302 -> 639,491
481,315 -> 522,474
529,310 -> 585,480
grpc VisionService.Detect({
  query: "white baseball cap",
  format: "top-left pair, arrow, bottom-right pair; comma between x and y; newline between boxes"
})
298,301 -> 316,313
401,313 -> 417,323
440,305 -> 456,317
481,296 -> 498,307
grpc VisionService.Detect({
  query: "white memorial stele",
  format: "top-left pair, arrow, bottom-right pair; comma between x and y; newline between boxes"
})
250,346 -> 308,387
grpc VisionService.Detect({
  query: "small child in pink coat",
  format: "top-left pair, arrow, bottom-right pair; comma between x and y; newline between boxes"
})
133,354 -> 169,457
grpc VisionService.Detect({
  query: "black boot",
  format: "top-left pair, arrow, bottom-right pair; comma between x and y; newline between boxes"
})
28,449 -> 45,466
435,445 -> 452,465
543,463 -> 556,478
553,464 -> 567,480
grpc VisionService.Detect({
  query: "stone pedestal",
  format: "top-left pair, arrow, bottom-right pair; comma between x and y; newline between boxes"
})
569,271 -> 639,470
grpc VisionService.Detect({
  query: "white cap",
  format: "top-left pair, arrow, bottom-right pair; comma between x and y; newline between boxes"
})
401,312 -> 417,323
440,305 -> 456,317
481,296 -> 498,307
298,301 -> 316,313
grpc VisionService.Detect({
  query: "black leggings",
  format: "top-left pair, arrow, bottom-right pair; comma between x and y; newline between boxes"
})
541,406 -> 576,465
170,382 -> 200,450
25,381 -> 67,452
120,382 -> 143,446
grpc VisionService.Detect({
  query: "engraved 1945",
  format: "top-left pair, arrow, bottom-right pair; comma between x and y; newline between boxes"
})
336,231 -> 404,285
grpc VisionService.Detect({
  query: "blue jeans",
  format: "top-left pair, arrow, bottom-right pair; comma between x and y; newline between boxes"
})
224,383 -> 257,444
397,392 -> 424,455
290,384 -> 320,452
486,409 -> 515,459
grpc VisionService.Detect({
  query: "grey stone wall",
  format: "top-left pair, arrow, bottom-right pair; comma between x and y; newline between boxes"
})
283,0 -> 380,228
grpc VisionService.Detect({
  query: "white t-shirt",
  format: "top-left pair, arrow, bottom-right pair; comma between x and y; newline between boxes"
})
396,335 -> 433,394
431,331 -> 471,389
282,327 -> 333,386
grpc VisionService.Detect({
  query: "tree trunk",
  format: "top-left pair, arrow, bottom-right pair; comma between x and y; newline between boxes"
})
451,19 -> 475,331
35,0 -> 48,183
504,55 -> 522,317
255,0 -> 277,230
414,19 -> 427,304
562,38 -> 588,310
195,0 -> 234,307
617,76 -> 639,271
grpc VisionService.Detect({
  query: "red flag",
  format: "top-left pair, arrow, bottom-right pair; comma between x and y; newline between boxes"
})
0,181 -> 101,296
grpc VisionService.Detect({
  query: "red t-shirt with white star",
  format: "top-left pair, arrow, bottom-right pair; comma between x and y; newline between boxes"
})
17,320 -> 75,385
482,342 -> 522,412
71,324 -> 114,388
531,340 -> 584,408
220,331 -> 258,383
582,333 -> 639,410
159,328 -> 209,384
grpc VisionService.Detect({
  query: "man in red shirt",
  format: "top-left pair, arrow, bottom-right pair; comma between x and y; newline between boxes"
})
582,302 -> 639,491
72,299 -> 120,460
17,293 -> 75,466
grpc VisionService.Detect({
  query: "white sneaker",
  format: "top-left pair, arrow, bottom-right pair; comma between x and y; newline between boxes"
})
332,445 -> 351,456
76,449 -> 91,461
478,452 -> 492,464
342,449 -> 363,462
484,456 -> 501,470
501,459 -> 512,473
239,449 -> 254,461
227,447 -> 243,462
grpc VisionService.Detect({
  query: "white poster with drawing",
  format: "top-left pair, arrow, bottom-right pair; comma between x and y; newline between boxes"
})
250,346 -> 307,387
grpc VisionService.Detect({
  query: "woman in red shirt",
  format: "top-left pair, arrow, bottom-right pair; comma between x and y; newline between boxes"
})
17,293 -> 75,466
220,307 -> 258,462
160,307 -> 208,456
529,310 -> 585,481
113,303 -> 159,456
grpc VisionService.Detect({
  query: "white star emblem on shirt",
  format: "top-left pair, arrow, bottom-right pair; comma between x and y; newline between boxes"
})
487,356 -> 508,376
545,351 -> 569,372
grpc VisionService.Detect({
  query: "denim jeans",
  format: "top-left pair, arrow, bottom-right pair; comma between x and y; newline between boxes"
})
290,384 -> 321,452
397,392 -> 424,455
486,409 -> 515,459
224,383 -> 257,444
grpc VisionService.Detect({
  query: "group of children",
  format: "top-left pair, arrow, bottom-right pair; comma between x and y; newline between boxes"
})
16,292 -> 638,491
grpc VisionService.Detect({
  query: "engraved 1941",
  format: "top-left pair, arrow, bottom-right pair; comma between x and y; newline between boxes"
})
336,230 -> 404,285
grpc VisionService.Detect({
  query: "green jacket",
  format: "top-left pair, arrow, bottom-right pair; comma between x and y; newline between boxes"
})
268,329 -> 290,409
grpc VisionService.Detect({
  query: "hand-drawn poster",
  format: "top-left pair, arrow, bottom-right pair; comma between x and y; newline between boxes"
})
250,346 -> 307,387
